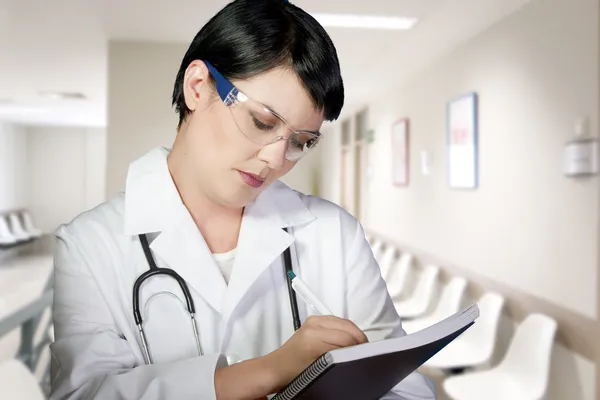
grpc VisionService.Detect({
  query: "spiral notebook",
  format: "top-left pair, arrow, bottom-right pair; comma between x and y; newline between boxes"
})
271,303 -> 479,400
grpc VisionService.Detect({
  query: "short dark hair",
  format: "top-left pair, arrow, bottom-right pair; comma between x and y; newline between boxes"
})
172,0 -> 344,129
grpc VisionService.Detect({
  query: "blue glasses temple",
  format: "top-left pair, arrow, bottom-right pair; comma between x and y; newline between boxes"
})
204,61 -> 234,102
203,60 -> 321,138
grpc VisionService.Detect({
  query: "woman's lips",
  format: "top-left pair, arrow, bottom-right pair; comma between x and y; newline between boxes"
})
238,170 -> 265,188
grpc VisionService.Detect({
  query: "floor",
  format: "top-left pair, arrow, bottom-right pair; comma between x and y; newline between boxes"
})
0,237 -> 53,371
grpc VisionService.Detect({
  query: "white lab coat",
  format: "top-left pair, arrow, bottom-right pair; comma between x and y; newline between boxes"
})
50,147 -> 436,400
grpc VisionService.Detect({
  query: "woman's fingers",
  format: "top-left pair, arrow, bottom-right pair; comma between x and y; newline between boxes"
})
306,315 -> 368,345
315,326 -> 363,348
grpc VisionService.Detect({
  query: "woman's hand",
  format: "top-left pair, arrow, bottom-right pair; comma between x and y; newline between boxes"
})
262,315 -> 368,393
214,316 -> 367,399
214,357 -> 275,400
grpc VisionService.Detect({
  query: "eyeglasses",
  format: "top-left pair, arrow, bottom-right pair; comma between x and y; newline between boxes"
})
203,61 -> 321,162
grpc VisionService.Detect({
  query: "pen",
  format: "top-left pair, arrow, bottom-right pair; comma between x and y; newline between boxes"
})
287,271 -> 333,316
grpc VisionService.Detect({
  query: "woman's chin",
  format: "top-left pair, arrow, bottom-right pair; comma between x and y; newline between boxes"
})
219,187 -> 262,209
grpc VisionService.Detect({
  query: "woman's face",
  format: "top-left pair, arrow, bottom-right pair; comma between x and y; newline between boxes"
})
177,61 -> 325,209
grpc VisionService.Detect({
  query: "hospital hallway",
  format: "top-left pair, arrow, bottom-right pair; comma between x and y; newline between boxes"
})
0,0 -> 599,399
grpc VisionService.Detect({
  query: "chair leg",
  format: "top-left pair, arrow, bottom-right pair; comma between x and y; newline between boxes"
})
448,367 -> 466,374
445,366 -> 475,375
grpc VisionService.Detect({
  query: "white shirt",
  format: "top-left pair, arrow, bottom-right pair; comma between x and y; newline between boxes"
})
212,248 -> 237,284
49,147 -> 436,400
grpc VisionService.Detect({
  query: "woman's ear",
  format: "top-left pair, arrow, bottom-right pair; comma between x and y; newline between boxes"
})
183,60 -> 209,112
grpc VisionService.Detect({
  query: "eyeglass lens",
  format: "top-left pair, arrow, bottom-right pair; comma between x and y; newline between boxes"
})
227,93 -> 319,161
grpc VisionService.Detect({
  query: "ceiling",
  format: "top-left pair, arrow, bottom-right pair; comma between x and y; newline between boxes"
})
0,0 -> 532,127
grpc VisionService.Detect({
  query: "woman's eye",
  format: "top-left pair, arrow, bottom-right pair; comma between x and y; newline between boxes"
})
289,136 -> 306,150
252,116 -> 275,131
305,138 -> 317,148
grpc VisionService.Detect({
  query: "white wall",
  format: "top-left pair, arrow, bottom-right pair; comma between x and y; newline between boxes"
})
319,127 -> 341,204
107,41 -> 321,198
0,122 -> 28,213
322,0 -> 597,397
0,123 -> 106,234
352,0 -> 598,318
280,144 -> 323,196
547,344 -> 596,400
84,129 -> 108,210
106,41 -> 183,197
27,126 -> 106,233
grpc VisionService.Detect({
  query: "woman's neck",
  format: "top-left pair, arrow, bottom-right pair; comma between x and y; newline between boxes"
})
166,150 -> 242,254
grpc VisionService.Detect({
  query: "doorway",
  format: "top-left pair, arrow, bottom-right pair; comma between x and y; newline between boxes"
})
339,109 -> 370,221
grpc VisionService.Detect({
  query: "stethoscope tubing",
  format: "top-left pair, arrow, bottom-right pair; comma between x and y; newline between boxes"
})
133,228 -> 301,365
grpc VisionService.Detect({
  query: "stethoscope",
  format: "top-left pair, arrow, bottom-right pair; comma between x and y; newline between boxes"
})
133,228 -> 302,365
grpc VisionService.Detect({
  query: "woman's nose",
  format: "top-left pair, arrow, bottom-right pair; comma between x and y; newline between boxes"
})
256,138 -> 288,171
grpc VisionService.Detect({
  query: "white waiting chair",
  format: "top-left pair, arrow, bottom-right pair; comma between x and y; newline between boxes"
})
444,313 -> 557,400
9,213 -> 31,241
22,211 -> 42,238
402,276 -> 467,334
393,265 -> 439,319
424,292 -> 505,370
0,359 -> 46,400
385,253 -> 413,299
378,246 -> 398,280
370,240 -> 384,263
0,215 -> 18,246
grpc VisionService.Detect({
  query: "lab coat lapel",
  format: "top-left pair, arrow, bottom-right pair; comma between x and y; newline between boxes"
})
123,147 -> 228,314
220,181 -> 316,322
220,212 -> 293,322
148,209 -> 227,315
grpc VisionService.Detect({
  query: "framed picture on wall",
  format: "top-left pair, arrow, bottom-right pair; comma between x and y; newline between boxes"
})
447,92 -> 478,189
392,118 -> 409,186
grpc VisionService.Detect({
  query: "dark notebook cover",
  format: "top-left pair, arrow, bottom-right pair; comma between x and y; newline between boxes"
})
272,304 -> 478,400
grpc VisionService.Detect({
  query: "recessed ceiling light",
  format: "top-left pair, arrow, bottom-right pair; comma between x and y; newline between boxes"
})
39,91 -> 88,101
311,13 -> 418,30
0,105 -> 49,115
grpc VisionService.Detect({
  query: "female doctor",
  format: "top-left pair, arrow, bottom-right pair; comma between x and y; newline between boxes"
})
50,0 -> 436,399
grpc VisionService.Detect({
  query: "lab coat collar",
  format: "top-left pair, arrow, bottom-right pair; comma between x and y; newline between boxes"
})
123,147 -> 185,235
123,147 -> 315,315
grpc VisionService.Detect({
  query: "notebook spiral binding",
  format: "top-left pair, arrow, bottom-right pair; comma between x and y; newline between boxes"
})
272,353 -> 333,400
